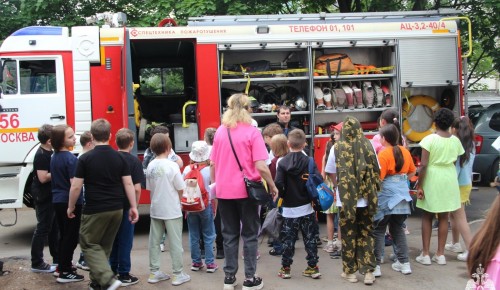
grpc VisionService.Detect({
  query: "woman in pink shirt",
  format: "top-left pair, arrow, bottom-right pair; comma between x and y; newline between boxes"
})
210,93 -> 278,290
467,195 -> 500,289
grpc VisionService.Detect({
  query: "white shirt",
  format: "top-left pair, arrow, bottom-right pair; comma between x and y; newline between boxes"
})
182,165 -> 213,200
266,150 -> 275,166
146,158 -> 186,219
282,203 -> 315,218
324,147 -> 366,207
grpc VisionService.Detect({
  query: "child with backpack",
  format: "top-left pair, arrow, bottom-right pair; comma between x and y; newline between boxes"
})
182,141 -> 218,273
275,129 -> 321,279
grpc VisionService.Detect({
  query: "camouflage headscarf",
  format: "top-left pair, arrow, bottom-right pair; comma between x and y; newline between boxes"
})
334,116 -> 380,220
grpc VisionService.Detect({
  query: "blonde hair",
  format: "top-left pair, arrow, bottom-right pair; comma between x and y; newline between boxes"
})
271,134 -> 288,157
221,94 -> 253,128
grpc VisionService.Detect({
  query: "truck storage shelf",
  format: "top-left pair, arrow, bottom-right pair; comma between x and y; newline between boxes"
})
314,132 -> 378,138
252,111 -> 310,117
314,106 -> 394,113
221,76 -> 309,83
313,74 -> 395,82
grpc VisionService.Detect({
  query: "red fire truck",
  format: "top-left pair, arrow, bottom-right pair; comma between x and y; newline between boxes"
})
0,10 -> 471,223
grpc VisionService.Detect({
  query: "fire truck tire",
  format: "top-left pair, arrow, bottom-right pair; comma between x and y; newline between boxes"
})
402,95 -> 439,142
138,117 -> 148,144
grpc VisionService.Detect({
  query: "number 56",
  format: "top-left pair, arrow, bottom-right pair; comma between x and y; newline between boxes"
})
0,113 -> 20,129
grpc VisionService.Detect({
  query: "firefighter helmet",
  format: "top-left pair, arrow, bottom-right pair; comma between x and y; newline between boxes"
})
294,97 -> 308,111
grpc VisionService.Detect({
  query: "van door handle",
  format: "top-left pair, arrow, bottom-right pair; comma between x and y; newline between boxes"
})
50,114 -> 66,120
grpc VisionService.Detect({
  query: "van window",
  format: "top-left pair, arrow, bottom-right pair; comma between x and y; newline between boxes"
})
139,67 -> 184,96
489,112 -> 500,132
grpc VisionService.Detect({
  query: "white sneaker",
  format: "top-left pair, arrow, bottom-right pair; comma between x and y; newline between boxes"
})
106,280 -> 122,290
444,242 -> 463,253
172,272 -> 191,286
416,253 -> 431,265
332,238 -> 342,251
148,271 -> 170,284
432,254 -> 446,265
160,244 -> 165,252
373,265 -> 382,277
457,251 -> 468,262
392,261 -> 412,275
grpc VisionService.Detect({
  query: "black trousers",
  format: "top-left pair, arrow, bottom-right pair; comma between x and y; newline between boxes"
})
54,203 -> 81,273
31,200 -> 59,266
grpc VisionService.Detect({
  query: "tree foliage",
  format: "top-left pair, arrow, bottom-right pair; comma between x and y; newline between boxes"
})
0,0 -> 498,88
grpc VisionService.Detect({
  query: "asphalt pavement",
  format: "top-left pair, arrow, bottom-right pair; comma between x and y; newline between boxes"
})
0,185 -> 497,290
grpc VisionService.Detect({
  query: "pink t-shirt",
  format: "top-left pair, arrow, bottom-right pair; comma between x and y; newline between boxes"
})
487,245 -> 500,289
371,133 -> 407,154
210,123 -> 268,199
371,134 -> 384,154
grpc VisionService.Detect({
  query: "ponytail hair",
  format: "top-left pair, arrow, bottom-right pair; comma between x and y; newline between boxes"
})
380,124 -> 404,172
380,109 -> 403,146
452,116 -> 474,167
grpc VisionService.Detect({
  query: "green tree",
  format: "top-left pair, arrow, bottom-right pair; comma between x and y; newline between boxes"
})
1,0 -> 498,89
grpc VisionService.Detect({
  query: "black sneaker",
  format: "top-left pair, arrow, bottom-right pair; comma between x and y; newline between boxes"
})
56,271 -> 84,283
223,275 -> 237,290
118,273 -> 139,286
31,262 -> 56,273
242,276 -> 263,290
89,281 -> 101,290
330,250 -> 341,259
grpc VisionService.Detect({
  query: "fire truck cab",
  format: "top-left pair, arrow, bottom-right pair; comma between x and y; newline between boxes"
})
0,10 -> 470,219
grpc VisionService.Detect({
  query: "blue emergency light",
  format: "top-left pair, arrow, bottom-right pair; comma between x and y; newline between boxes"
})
12,26 -> 63,36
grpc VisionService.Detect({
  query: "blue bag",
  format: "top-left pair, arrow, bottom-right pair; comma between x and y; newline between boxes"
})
305,157 -> 334,211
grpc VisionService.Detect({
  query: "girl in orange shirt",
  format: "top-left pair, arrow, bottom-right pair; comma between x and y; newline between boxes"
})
374,124 -> 416,277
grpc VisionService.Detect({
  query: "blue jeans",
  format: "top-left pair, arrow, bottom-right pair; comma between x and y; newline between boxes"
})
110,209 -> 135,275
374,214 -> 409,264
187,205 -> 216,265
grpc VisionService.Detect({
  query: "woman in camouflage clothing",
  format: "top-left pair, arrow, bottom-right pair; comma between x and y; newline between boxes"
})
335,116 -> 380,285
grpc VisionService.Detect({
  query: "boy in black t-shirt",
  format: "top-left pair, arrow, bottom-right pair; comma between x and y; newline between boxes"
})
30,124 -> 58,273
68,119 -> 139,290
110,128 -> 145,286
